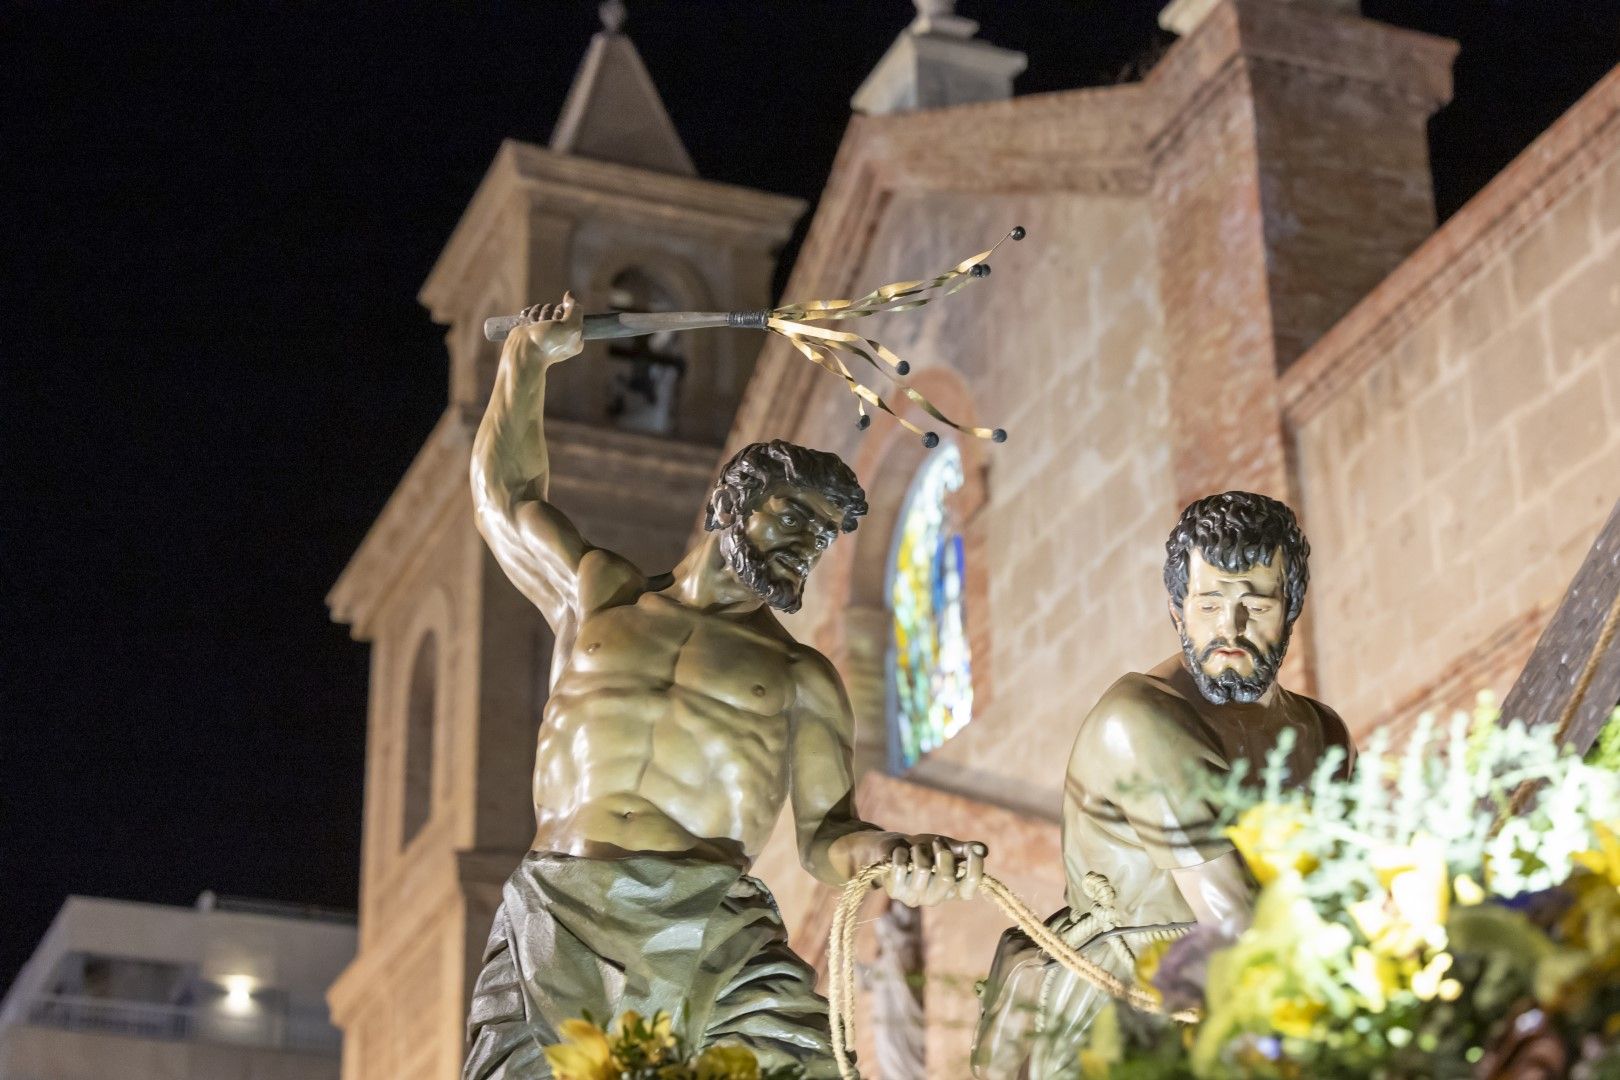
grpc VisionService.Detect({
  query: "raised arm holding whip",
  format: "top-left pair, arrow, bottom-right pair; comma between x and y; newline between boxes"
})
480,227 -> 1024,448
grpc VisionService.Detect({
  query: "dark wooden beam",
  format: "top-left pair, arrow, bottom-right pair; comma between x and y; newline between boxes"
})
1500,498 -> 1620,753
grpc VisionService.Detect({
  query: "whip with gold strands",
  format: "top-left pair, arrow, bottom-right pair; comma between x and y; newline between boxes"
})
483,227 -> 1026,448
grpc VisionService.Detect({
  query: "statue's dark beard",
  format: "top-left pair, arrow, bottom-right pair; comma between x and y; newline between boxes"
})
720,520 -> 806,613
1179,626 -> 1289,704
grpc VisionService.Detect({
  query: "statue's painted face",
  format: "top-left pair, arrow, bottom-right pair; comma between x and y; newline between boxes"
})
721,483 -> 844,613
1174,548 -> 1291,704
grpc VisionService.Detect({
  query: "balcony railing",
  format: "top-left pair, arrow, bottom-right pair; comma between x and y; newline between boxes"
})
23,993 -> 341,1053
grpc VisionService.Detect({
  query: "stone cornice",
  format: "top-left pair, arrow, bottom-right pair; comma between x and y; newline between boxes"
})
857,82 -> 1152,196
1358,606 -> 1547,745
328,406 -> 480,638
421,140 -> 805,324
1281,64 -> 1620,424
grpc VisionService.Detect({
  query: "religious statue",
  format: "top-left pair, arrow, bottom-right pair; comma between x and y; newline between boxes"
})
971,491 -> 1354,1079
463,294 -> 988,1080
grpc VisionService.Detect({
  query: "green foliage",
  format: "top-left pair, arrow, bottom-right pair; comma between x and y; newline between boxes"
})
1586,705 -> 1620,772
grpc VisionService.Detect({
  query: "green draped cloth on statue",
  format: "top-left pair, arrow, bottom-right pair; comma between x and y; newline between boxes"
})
463,853 -> 840,1079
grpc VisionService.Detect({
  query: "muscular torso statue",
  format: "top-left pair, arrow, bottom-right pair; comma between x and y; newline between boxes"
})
532,579 -> 841,870
464,295 -> 983,1080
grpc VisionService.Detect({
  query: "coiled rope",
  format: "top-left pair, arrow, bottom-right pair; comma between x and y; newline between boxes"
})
826,864 -> 1200,1080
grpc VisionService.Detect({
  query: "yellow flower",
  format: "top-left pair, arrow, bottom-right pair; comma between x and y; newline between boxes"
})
1226,804 -> 1318,886
1347,947 -> 1395,1013
1348,899 -> 1391,945
1268,997 -> 1325,1039
1573,822 -> 1620,888
1453,873 -> 1486,906
545,1018 -> 617,1080
692,1044 -> 761,1080
1409,951 -> 1454,1002
1079,1001 -> 1123,1079
1133,937 -> 1174,1007
1367,835 -> 1450,951
614,1011 -> 677,1061
1537,864 -> 1620,1010
1192,876 -> 1345,1075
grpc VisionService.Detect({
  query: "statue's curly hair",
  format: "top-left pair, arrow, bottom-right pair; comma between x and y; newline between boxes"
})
1163,491 -> 1310,626
704,440 -> 868,533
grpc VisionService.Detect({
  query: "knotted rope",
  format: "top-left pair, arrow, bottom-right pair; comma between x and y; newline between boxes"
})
826,864 -> 1200,1079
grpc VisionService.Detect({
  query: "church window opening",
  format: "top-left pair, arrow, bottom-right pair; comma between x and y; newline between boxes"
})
401,633 -> 438,846
605,267 -> 685,436
889,443 -> 973,770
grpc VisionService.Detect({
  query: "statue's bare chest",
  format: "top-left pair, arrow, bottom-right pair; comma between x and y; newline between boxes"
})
567,594 -> 795,717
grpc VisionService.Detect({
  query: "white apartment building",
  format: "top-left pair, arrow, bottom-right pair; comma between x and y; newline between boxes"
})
0,893 -> 354,1080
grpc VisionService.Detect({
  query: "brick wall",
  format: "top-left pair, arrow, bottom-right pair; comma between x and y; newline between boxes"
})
778,189 -> 1174,821
1286,67 -> 1620,736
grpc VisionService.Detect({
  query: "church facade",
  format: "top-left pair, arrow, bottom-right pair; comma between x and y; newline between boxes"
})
328,1 -> 1620,1076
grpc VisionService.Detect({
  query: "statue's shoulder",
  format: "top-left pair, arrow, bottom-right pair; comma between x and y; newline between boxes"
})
1293,690 -> 1354,753
1093,670 -> 1193,719
1077,672 -> 1202,751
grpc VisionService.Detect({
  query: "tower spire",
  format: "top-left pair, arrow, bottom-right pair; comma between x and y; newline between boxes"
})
550,2 -> 696,176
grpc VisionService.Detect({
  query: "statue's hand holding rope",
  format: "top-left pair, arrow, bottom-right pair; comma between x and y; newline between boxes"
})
832,831 -> 986,906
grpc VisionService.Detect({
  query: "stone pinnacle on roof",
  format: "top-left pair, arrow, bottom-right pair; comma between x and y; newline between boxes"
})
852,0 -> 1028,116
549,1 -> 696,176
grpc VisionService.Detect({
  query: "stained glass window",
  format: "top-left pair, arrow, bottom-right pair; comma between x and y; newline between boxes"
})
889,443 -> 973,770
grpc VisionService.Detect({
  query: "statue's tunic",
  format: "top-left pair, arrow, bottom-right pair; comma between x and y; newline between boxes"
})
464,853 -> 839,1080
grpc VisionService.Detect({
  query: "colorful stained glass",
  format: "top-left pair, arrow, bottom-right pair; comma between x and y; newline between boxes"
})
889,443 -> 973,769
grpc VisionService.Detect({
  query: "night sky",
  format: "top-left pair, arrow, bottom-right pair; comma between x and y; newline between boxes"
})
4,0 -> 1618,996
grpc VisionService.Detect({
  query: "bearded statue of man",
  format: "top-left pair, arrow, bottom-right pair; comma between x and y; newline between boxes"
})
465,295 -> 986,1080
971,491 -> 1354,1080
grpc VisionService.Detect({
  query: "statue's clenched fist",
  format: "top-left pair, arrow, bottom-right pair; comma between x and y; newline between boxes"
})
840,831 -> 986,906
509,291 -> 583,367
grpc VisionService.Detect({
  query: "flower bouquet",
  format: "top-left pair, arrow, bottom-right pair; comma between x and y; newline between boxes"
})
1087,699 -> 1620,1079
543,1010 -> 809,1080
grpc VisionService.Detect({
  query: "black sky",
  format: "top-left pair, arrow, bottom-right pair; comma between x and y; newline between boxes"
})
4,0 -> 1618,996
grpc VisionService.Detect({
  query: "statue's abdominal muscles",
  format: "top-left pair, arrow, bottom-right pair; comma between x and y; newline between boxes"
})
532,601 -> 795,859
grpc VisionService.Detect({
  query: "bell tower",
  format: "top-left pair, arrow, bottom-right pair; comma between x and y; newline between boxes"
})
323,6 -> 804,1076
